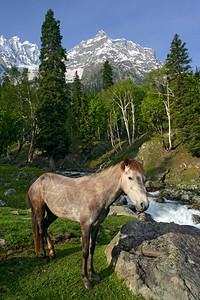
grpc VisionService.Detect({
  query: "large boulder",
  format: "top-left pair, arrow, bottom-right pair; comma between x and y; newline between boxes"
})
145,180 -> 165,191
108,206 -> 138,217
105,220 -> 200,300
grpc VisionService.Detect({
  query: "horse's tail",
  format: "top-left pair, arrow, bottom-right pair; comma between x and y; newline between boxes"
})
26,193 -> 41,255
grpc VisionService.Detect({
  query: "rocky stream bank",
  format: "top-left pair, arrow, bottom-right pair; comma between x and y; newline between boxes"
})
106,181 -> 200,300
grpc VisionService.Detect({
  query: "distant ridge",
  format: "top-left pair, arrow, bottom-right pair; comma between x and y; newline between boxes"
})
0,31 -> 162,87
0,35 -> 39,82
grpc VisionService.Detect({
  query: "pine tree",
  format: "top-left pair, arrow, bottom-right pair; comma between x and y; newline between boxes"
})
165,34 -> 200,156
79,91 -> 92,153
166,34 -> 192,79
36,9 -> 69,171
102,60 -> 114,90
165,34 -> 192,99
174,74 -> 200,156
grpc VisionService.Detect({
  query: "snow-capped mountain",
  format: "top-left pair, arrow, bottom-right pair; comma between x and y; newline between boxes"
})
66,30 -> 162,86
0,31 -> 162,86
0,35 -> 39,82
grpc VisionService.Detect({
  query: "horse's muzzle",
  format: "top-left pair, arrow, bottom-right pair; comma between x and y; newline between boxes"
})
136,200 -> 149,213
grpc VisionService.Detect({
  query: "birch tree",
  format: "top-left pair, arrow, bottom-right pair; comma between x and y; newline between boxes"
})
144,67 -> 174,150
1,67 -> 39,162
102,79 -> 145,146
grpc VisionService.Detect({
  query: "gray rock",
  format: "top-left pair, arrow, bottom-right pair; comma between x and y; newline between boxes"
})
10,211 -> 19,215
105,220 -> 200,300
4,188 -> 16,196
108,206 -> 138,217
145,180 -> 165,191
113,195 -> 128,206
0,199 -> 9,207
192,195 -> 200,203
192,214 -> 200,224
181,193 -> 190,202
17,172 -> 35,180
0,239 -> 6,246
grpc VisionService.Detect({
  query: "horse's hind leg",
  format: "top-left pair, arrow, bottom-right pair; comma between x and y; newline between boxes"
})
39,213 -> 49,264
44,205 -> 57,259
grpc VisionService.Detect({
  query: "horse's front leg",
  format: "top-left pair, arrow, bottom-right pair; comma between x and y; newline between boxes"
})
88,226 -> 100,282
81,224 -> 92,290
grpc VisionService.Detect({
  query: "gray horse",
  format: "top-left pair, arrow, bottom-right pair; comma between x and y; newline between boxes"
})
27,155 -> 149,290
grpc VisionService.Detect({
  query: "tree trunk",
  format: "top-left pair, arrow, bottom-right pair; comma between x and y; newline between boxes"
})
131,100 -> 135,144
115,121 -> 122,150
109,124 -> 116,150
49,156 -> 56,173
165,84 -> 172,150
27,128 -> 36,163
122,109 -> 131,145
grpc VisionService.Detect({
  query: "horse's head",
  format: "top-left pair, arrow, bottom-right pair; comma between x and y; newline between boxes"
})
121,155 -> 149,212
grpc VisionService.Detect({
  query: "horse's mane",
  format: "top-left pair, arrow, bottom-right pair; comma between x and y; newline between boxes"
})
91,163 -> 120,179
90,158 -> 144,180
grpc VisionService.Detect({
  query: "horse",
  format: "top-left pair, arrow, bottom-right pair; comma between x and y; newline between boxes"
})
27,155 -> 149,290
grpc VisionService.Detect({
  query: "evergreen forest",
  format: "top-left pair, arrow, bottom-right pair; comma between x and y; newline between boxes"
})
0,9 -> 200,171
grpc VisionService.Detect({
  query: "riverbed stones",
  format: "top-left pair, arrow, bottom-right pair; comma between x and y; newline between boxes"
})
145,180 -> 165,191
108,206 -> 138,217
4,188 -> 16,196
192,195 -> 200,203
113,195 -> 127,206
192,214 -> 200,224
0,239 -> 6,246
105,220 -> 200,300
155,197 -> 165,203
17,172 -> 35,180
0,199 -> 9,207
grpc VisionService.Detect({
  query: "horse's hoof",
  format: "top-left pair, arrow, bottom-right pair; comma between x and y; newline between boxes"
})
91,272 -> 100,282
83,278 -> 93,290
43,257 -> 49,264
49,251 -> 55,259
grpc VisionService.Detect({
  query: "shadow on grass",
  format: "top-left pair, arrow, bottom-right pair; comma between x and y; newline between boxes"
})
53,244 -> 82,260
99,264 -> 114,280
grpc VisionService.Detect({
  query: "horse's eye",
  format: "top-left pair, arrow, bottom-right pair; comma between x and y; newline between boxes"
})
128,177 -> 133,180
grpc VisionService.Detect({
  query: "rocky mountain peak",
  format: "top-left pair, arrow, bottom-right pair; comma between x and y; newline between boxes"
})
0,31 -> 162,87
0,35 -> 39,82
65,31 -> 162,89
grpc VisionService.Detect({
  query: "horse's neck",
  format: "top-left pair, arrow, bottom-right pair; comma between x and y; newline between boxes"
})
100,165 -> 122,208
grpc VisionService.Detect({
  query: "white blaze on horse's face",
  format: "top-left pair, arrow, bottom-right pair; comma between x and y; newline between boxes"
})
121,164 -> 149,212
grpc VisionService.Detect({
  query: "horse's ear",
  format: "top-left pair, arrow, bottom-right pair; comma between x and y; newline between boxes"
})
124,154 -> 130,166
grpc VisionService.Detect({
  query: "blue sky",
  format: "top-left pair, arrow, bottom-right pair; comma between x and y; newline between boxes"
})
1,0 -> 199,69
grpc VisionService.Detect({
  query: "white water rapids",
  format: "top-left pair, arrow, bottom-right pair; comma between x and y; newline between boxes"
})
128,191 -> 200,229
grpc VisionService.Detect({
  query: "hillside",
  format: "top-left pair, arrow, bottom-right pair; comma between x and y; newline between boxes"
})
135,137 -> 200,188
63,135 -> 200,189
3,134 -> 199,189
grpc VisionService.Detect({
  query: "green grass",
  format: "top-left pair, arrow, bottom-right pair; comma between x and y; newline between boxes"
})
0,164 -> 46,209
0,206 -> 142,300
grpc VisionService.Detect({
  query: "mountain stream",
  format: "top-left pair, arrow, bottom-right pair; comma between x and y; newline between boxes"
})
127,191 -> 200,229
